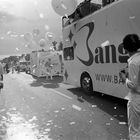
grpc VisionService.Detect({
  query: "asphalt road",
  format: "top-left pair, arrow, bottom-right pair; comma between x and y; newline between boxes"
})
0,72 -> 129,140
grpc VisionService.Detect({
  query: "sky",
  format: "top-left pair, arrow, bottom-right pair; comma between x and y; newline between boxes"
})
0,0 -> 101,57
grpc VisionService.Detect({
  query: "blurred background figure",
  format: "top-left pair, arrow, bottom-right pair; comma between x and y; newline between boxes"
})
45,58 -> 53,80
0,62 -> 4,90
4,63 -> 9,74
12,65 -> 15,74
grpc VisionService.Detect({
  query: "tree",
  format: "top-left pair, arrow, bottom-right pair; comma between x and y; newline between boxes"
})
1,55 -> 19,66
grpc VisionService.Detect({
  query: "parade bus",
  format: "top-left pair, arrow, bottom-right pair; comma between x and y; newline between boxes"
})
62,0 -> 140,99
30,50 -> 63,78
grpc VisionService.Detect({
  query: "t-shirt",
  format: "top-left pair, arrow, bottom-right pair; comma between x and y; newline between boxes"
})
126,52 -> 140,100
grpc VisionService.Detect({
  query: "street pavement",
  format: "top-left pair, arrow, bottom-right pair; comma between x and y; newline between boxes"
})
0,72 -> 129,140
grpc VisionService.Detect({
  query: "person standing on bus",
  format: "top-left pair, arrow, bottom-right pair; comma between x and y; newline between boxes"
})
120,34 -> 140,140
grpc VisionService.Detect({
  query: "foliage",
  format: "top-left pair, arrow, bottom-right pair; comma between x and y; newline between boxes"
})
1,56 -> 19,65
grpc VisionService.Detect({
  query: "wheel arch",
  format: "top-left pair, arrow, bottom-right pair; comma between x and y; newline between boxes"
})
80,71 -> 93,93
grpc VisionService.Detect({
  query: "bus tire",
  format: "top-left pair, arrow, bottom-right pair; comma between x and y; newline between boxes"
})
80,73 -> 93,95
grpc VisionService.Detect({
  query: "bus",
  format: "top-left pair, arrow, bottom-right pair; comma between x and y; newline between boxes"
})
19,61 -> 30,73
62,0 -> 140,99
30,50 -> 63,78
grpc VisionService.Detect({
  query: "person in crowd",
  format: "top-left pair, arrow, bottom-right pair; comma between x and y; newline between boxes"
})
4,63 -> 9,73
12,65 -> 15,74
120,34 -> 140,140
45,59 -> 53,80
68,0 -> 101,23
47,59 -> 53,80
0,62 -> 4,90
16,63 -> 21,73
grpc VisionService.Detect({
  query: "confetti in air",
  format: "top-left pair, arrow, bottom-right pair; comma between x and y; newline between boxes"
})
16,48 -> 19,51
44,25 -> 50,31
39,13 -> 44,19
34,1 -> 38,6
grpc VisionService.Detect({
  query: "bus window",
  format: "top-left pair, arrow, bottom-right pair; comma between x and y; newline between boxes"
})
63,47 -> 74,61
78,0 -> 101,18
102,0 -> 115,7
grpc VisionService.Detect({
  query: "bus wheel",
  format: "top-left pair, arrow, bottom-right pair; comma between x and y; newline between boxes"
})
80,73 -> 93,94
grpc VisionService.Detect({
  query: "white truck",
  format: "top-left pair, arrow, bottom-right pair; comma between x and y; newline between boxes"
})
62,0 -> 140,99
30,50 -> 63,78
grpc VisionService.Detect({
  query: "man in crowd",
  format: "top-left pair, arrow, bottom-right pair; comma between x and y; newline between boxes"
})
120,34 -> 140,140
0,62 -> 4,90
